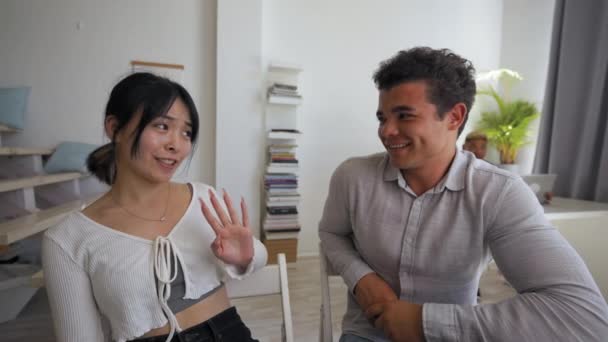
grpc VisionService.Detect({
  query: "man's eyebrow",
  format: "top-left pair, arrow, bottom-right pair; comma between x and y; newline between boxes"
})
391,105 -> 415,113
377,105 -> 415,117
160,114 -> 192,127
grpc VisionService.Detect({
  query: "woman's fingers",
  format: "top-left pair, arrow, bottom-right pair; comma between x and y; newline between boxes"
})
208,189 -> 232,227
222,189 -> 241,226
241,197 -> 250,228
200,198 -> 222,235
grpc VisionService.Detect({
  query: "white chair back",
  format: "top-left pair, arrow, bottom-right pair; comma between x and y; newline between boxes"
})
226,253 -> 294,342
319,244 -> 338,342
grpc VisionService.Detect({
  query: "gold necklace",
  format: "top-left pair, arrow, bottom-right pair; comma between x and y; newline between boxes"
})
111,184 -> 171,222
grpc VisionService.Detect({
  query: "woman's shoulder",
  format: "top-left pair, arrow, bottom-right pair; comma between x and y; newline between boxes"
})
45,211 -> 87,239
42,211 -> 97,262
44,208 -> 118,255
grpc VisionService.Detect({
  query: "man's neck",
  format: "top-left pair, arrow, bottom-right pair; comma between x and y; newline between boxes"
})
401,147 -> 457,196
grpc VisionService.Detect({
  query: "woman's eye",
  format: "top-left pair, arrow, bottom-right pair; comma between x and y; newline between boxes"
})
182,130 -> 193,139
154,123 -> 169,130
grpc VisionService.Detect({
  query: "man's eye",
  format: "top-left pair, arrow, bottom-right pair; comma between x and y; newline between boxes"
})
397,113 -> 410,120
377,116 -> 386,123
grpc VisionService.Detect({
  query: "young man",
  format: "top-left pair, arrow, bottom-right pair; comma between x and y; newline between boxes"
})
318,47 -> 608,341
462,131 -> 488,159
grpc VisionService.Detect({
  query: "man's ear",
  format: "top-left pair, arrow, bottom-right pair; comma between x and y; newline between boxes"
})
447,103 -> 467,131
104,116 -> 119,141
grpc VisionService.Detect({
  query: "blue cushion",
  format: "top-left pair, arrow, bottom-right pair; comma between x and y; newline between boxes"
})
44,142 -> 99,174
0,87 -> 30,130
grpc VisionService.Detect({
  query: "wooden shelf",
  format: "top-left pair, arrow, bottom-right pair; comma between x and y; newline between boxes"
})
130,60 -> 184,70
0,124 -> 20,133
0,197 -> 96,246
0,173 -> 83,194
0,147 -> 53,157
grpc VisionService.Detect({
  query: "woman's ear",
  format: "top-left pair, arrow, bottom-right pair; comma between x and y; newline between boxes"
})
104,116 -> 119,141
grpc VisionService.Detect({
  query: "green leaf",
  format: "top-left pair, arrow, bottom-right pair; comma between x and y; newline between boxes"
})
474,90 -> 539,163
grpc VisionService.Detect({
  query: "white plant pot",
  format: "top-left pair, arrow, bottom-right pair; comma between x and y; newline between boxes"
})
498,163 -> 520,174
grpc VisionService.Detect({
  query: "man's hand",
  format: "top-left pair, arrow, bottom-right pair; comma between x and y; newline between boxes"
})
366,300 -> 425,342
354,273 -> 398,312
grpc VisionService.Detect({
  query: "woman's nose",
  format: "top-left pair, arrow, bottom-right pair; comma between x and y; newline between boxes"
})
165,132 -> 181,153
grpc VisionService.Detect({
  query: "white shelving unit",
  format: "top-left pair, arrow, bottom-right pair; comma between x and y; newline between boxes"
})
0,101 -> 106,322
262,61 -> 303,264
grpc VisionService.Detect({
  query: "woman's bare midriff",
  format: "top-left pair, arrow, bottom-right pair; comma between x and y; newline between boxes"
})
140,285 -> 231,338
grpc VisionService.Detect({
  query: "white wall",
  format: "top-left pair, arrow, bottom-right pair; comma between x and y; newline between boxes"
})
0,0 -> 217,184
496,0 -> 556,173
552,215 -> 608,299
0,0 -> 554,257
261,0 -> 504,256
215,0 -> 265,238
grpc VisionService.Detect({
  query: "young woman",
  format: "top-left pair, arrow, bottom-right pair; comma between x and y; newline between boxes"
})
42,72 -> 267,342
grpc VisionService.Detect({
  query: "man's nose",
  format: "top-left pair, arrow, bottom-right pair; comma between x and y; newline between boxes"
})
379,118 -> 398,138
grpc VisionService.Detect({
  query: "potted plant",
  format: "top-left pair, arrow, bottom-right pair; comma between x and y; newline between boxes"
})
474,69 -> 540,171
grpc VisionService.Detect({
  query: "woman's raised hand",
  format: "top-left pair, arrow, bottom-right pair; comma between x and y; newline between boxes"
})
199,189 -> 254,269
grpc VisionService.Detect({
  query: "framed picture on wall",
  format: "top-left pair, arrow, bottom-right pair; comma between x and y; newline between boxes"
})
130,60 -> 184,83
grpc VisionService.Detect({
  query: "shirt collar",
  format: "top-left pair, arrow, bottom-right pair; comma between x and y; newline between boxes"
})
382,150 -> 467,192
382,153 -> 400,182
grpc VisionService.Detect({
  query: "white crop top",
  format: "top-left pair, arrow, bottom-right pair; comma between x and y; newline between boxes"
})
42,182 -> 268,342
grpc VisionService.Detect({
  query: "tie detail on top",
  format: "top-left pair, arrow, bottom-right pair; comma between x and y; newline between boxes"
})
153,236 -> 181,342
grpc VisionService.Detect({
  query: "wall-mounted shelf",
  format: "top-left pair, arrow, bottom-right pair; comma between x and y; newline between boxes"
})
268,61 -> 302,73
268,95 -> 302,106
262,61 -> 303,263
268,131 -> 301,140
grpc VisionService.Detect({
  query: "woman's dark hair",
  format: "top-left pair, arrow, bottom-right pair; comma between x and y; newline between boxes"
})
87,72 -> 199,184
373,47 -> 476,136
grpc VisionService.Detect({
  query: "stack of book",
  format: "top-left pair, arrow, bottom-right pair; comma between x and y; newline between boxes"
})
266,140 -> 299,174
267,83 -> 302,105
264,187 -> 300,239
263,141 -> 300,241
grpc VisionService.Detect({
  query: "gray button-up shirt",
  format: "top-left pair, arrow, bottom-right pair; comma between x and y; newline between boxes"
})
318,150 -> 608,341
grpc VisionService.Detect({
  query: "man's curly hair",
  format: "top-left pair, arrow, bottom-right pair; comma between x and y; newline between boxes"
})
373,47 -> 476,136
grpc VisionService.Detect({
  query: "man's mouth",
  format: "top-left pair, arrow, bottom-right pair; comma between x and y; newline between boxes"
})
386,142 -> 412,150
